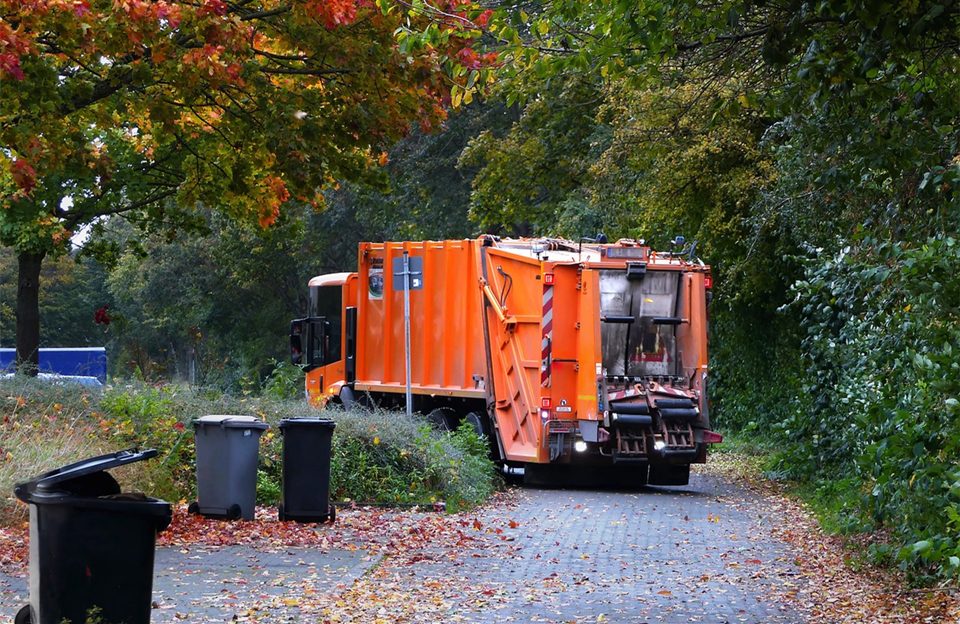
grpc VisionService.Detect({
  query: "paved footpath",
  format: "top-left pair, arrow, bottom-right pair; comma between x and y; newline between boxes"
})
433,474 -> 804,623
0,470 -> 807,623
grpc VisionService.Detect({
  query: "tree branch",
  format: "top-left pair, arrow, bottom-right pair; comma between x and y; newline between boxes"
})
237,5 -> 292,21
260,67 -> 358,75
61,188 -> 180,230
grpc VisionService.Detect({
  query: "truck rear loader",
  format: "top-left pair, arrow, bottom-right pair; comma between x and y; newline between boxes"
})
291,235 -> 721,486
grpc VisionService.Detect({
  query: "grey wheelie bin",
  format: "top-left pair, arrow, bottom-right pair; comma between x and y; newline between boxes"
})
13,448 -> 172,624
278,417 -> 336,523
190,415 -> 268,520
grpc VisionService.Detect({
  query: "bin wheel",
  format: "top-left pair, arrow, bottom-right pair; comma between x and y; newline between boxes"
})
328,504 -> 336,524
15,605 -> 31,624
278,504 -> 286,522
227,504 -> 242,520
187,501 -> 200,515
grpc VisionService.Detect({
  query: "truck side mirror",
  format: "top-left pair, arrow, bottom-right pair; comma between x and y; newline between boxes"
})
290,319 -> 304,365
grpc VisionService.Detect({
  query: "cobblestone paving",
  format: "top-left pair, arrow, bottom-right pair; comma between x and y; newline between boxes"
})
431,473 -> 804,623
0,470 -> 806,623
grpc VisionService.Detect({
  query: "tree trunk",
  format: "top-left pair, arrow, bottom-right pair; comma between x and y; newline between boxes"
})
16,250 -> 46,376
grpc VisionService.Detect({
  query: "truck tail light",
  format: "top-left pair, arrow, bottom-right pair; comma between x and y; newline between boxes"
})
704,276 -> 713,289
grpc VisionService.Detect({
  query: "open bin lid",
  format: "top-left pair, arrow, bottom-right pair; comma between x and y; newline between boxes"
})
193,415 -> 269,430
14,447 -> 159,503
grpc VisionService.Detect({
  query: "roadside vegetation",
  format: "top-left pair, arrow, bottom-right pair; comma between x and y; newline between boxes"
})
0,375 -> 499,527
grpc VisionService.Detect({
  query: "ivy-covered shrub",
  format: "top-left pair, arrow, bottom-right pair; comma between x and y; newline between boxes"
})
780,236 -> 960,576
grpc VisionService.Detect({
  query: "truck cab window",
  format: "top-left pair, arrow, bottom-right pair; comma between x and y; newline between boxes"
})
310,285 -> 342,363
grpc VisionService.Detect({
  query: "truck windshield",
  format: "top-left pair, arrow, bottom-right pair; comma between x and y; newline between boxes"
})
599,270 -> 680,378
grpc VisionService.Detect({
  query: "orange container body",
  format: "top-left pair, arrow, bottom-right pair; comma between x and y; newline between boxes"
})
353,240 -> 487,400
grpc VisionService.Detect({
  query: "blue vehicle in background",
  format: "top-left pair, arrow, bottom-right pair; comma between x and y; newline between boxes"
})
0,348 -> 106,386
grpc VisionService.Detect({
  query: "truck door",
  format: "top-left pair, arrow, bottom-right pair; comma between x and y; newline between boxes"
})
290,317 -> 329,370
289,283 -> 344,371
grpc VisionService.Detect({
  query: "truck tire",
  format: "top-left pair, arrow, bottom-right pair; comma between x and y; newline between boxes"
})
427,408 -> 455,431
465,411 -> 488,437
15,605 -> 30,624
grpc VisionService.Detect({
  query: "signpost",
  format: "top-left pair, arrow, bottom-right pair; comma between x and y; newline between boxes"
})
393,254 -> 422,416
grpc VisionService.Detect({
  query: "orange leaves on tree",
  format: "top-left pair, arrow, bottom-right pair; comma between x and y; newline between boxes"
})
10,160 -> 37,195
306,0 -> 358,30
474,9 -> 493,27
0,20 -> 32,80
455,47 -> 499,71
112,0 -> 149,19
1,0 -> 482,253
258,175 -> 289,228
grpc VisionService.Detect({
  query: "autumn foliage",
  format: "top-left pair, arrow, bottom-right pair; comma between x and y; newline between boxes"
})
0,0 -> 497,252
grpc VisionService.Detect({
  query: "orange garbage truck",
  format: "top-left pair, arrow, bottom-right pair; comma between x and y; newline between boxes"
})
290,236 -> 721,486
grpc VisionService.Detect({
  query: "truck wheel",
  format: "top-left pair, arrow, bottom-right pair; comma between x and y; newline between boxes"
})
427,408 -> 455,431
465,411 -> 487,437
15,605 -> 31,624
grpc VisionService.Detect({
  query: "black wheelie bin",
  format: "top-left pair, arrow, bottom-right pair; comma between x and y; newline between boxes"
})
13,448 -> 172,624
278,417 -> 336,522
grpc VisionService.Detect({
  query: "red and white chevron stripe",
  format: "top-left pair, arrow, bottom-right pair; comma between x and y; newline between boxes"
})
541,283 -> 553,387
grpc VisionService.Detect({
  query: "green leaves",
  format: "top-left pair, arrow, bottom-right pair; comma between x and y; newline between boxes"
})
783,236 -> 960,575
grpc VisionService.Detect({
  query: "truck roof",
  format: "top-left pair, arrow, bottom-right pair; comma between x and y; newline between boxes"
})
489,237 -> 707,270
308,272 -> 354,287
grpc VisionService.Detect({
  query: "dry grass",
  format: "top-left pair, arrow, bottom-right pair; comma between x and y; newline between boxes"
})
0,377 -> 113,524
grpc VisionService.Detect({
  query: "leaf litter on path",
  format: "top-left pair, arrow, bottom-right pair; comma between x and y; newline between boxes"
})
0,468 -> 957,622
701,454 -> 959,623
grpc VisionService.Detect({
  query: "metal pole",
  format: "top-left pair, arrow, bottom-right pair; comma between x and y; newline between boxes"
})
403,251 -> 413,416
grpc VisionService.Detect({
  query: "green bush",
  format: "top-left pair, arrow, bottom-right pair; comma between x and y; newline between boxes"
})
778,236 -> 960,577
0,378 -> 500,524
325,407 -> 500,511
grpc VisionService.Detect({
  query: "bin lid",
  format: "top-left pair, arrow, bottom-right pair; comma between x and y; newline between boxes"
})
279,418 -> 336,429
15,447 -> 158,499
193,415 -> 269,430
